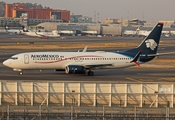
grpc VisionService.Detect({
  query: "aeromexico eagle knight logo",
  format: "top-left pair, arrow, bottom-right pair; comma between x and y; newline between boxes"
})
145,39 -> 157,50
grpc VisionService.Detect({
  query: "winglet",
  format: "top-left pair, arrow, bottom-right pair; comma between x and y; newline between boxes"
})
77,46 -> 88,52
130,50 -> 142,66
82,46 -> 88,52
158,22 -> 164,25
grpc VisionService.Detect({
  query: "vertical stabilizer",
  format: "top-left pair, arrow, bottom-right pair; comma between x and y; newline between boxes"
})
126,22 -> 163,55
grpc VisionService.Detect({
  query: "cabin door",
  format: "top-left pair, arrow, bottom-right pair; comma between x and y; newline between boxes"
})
24,54 -> 29,64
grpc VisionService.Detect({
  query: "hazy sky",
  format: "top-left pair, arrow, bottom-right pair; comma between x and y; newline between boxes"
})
4,0 -> 175,22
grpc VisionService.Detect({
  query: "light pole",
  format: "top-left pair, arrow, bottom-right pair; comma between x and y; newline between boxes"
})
71,90 -> 75,120
23,97 -> 26,120
72,90 -> 75,106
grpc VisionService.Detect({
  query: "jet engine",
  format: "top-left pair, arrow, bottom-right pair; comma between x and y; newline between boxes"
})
65,65 -> 86,74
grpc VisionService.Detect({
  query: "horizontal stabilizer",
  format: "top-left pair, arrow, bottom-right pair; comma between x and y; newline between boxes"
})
147,52 -> 175,57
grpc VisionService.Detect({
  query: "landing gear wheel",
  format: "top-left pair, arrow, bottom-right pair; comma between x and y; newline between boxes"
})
88,71 -> 94,76
19,72 -> 23,75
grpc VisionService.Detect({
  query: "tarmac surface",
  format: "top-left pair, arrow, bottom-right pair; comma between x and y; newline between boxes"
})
0,34 -> 175,82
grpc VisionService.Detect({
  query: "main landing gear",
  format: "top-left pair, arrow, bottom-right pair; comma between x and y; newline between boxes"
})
87,70 -> 94,76
19,71 -> 23,75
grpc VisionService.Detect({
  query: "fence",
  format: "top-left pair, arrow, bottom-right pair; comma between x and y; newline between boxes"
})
0,81 -> 174,108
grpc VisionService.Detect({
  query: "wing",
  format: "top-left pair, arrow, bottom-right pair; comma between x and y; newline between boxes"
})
35,32 -> 44,36
67,62 -> 114,69
82,62 -> 114,69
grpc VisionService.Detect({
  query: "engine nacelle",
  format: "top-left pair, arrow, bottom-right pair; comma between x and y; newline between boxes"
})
65,65 -> 86,74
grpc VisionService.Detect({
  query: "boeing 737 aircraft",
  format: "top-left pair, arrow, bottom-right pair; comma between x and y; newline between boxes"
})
3,22 -> 174,76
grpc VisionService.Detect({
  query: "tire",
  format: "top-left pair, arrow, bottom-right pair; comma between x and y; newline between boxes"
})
88,71 -> 94,76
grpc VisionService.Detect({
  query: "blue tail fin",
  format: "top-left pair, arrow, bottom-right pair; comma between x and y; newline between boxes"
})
123,22 -> 164,62
126,22 -> 163,55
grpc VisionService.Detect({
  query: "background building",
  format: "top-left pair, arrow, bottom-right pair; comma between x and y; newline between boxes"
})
5,4 -> 70,22
37,22 -> 122,36
103,18 -> 146,26
0,17 -> 20,27
70,15 -> 93,23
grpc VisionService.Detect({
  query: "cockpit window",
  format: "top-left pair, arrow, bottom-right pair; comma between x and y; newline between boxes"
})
10,57 -> 18,60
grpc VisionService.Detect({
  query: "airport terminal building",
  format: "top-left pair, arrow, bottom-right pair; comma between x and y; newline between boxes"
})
36,22 -> 122,36
36,21 -> 175,37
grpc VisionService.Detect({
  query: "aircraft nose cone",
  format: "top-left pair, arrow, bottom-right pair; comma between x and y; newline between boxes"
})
3,60 -> 10,67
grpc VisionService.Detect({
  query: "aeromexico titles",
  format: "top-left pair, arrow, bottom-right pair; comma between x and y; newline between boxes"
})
3,22 -> 175,76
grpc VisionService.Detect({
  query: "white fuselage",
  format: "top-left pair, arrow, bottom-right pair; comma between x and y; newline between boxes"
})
6,29 -> 23,34
23,32 -> 41,37
23,31 -> 60,38
3,51 -> 136,71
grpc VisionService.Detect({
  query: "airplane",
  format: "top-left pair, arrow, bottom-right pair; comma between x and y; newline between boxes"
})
4,25 -> 25,35
22,28 -> 62,39
137,30 -> 151,37
137,29 -> 171,38
35,31 -> 61,39
23,30 -> 62,39
123,28 -> 149,37
3,22 -> 175,76
123,30 -> 137,37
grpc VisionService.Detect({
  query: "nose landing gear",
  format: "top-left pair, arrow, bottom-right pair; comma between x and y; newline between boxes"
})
87,70 -> 94,76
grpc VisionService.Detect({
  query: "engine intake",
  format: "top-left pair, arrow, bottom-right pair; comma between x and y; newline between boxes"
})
65,65 -> 86,74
